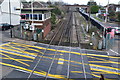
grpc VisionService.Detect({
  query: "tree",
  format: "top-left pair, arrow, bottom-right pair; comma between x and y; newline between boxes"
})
117,12 -> 120,22
90,5 -> 99,13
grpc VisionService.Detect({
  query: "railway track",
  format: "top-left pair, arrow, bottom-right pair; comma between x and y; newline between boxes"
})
74,11 -> 88,80
25,11 -> 73,80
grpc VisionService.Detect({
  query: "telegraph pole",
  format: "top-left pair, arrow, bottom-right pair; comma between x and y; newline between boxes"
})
105,0 -> 109,23
88,2 -> 91,32
9,0 -> 12,38
20,0 -> 23,38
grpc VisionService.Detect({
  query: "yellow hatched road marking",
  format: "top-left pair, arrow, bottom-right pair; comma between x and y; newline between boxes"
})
39,55 -> 83,65
0,47 -> 37,56
92,72 -> 115,74
87,54 -> 120,59
58,58 -> 64,64
2,42 -> 120,59
90,64 -> 120,71
91,68 -> 119,75
0,42 -> 11,47
0,53 -> 30,67
70,71 -> 101,78
0,50 -> 34,59
91,74 -> 101,78
87,56 -> 120,64
0,62 -> 66,79
6,44 -> 44,55
89,61 -> 120,64
0,57 -> 33,62
71,71 -> 83,73
58,62 -> 64,64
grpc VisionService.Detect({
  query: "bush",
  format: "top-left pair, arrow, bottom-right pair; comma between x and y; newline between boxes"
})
117,12 -> 120,22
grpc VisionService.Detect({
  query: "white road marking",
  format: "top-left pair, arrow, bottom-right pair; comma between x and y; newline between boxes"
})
110,49 -> 119,55
107,52 -> 110,55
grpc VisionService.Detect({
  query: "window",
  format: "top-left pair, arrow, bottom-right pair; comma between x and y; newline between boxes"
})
39,14 -> 42,20
26,14 -> 29,19
21,14 -> 26,19
44,14 -> 46,19
30,14 -> 32,19
33,14 -> 37,20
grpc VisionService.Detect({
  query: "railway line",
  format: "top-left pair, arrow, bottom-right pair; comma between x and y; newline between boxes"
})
25,9 -> 88,79
25,11 -> 75,80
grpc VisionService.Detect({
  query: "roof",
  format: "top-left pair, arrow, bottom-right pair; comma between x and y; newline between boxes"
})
22,1 -> 48,8
0,0 -> 4,4
16,8 -> 54,11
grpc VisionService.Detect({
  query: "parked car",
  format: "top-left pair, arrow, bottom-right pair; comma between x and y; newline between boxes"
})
0,23 -> 14,31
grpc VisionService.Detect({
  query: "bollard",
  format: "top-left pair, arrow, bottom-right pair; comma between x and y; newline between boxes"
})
100,74 -> 104,80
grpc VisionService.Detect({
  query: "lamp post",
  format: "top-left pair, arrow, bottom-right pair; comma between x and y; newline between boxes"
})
9,0 -> 12,38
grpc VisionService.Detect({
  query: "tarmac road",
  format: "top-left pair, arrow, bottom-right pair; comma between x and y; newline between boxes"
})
0,42 -> 119,80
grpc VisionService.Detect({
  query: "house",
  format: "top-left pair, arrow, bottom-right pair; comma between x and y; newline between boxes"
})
0,0 -> 22,25
115,5 -> 120,12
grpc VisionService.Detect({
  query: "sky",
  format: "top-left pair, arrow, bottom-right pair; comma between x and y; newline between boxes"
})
26,0 -> 120,6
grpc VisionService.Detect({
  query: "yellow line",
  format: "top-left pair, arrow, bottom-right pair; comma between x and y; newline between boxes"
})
91,68 -> 119,75
89,64 -> 120,71
0,50 -> 34,59
87,56 -> 120,64
89,61 -> 120,64
0,62 -> 66,79
70,71 -> 101,78
0,53 -> 30,67
91,74 -> 101,78
0,57 -> 33,62
92,72 -> 115,74
39,55 -> 83,65
6,44 -> 44,55
71,71 -> 83,73
0,47 -> 37,56
0,42 -> 11,47
4,42 -> 120,59
87,54 -> 120,59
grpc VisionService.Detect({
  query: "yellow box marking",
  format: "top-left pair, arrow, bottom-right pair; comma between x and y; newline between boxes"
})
58,62 -> 64,64
6,44 -> 44,55
0,47 -> 37,57
0,53 -> 30,67
90,64 -> 120,71
91,68 -> 119,75
0,62 -> 66,79
2,42 -> 119,59
0,50 -> 34,59
71,71 -> 83,73
89,61 -> 120,64
0,57 -> 33,62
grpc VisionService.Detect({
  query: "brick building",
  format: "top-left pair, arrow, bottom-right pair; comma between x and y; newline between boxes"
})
16,7 -> 53,40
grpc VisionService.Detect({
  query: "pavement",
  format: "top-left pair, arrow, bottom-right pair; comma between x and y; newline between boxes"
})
0,42 -> 119,80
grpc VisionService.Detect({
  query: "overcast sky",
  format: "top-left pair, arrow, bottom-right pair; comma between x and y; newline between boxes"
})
26,0 -> 120,6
